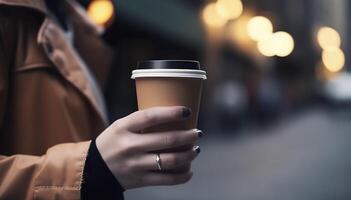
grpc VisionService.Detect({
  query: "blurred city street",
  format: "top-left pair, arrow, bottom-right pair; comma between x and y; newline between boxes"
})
126,107 -> 351,200
2,0 -> 351,199
82,2 -> 351,199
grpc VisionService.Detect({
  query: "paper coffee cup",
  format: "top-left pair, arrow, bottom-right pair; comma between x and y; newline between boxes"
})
131,60 -> 206,132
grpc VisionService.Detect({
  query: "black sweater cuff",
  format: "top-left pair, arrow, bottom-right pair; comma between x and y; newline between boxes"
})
81,139 -> 125,200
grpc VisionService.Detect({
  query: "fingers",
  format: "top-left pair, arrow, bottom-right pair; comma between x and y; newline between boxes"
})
166,163 -> 192,173
135,147 -> 199,171
122,106 -> 191,132
133,129 -> 200,152
142,171 -> 193,186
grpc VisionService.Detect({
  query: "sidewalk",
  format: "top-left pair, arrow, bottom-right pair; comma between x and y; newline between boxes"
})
126,108 -> 351,200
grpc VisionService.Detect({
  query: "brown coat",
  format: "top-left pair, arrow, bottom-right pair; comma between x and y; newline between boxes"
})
0,0 -> 113,199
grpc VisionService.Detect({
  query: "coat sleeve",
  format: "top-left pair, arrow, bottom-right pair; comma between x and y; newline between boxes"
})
0,142 -> 91,199
0,7 -> 90,200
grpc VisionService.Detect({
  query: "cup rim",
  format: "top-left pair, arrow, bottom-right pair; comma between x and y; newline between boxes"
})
131,69 -> 207,80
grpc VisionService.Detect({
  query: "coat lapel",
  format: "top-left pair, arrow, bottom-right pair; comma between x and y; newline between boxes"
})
0,0 -> 109,125
37,18 -> 108,125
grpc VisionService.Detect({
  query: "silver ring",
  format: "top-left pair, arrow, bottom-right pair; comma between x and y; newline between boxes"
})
155,153 -> 162,171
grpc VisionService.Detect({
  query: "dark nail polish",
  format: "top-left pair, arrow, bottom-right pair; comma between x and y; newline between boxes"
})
196,129 -> 203,138
193,146 -> 201,154
182,107 -> 192,118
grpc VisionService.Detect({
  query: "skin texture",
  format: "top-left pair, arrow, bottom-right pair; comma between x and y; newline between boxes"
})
96,106 -> 201,189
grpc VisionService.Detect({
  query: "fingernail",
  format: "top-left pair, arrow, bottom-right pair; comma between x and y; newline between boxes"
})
195,129 -> 203,138
182,107 -> 192,118
193,146 -> 201,154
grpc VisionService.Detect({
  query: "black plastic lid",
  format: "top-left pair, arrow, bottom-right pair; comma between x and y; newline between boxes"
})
137,60 -> 201,70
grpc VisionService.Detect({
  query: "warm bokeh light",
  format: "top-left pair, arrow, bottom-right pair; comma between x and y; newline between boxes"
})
272,31 -> 294,57
215,0 -> 243,20
257,31 -> 294,57
87,0 -> 114,26
202,2 -> 227,28
317,26 -> 341,51
257,36 -> 275,57
322,48 -> 345,72
247,16 -> 273,41
227,11 -> 256,51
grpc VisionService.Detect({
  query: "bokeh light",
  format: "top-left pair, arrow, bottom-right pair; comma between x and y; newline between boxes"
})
202,2 -> 227,28
322,48 -> 345,72
227,11 -> 256,50
87,0 -> 114,26
257,36 -> 275,57
317,26 -> 341,51
247,16 -> 273,41
272,31 -> 294,57
215,0 -> 243,20
257,31 -> 294,57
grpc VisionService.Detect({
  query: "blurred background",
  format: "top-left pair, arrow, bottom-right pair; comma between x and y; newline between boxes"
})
81,0 -> 351,199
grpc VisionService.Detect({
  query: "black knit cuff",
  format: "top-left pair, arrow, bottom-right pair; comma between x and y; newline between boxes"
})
81,139 -> 125,200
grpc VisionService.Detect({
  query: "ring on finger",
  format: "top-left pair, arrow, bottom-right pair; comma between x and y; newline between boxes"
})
155,153 -> 163,171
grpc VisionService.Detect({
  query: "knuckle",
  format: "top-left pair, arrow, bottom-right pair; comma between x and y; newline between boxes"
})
127,135 -> 140,151
112,119 -> 125,129
117,139 -> 129,154
119,136 -> 137,154
106,119 -> 126,135
112,117 -> 123,125
115,117 -> 131,131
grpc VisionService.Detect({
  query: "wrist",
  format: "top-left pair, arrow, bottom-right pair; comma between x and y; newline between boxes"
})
81,139 -> 125,199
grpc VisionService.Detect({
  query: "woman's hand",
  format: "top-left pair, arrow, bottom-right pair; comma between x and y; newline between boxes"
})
96,106 -> 201,189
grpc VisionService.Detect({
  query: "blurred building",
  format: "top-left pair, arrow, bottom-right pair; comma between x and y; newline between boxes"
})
79,1 -> 351,199
80,0 -> 350,130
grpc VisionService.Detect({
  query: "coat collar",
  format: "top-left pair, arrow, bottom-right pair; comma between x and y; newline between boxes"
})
0,0 -> 104,37
0,0 -> 109,125
37,2 -> 109,125
0,0 -> 49,15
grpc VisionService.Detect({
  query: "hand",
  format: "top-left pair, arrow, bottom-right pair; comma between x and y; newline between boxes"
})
96,106 -> 201,189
